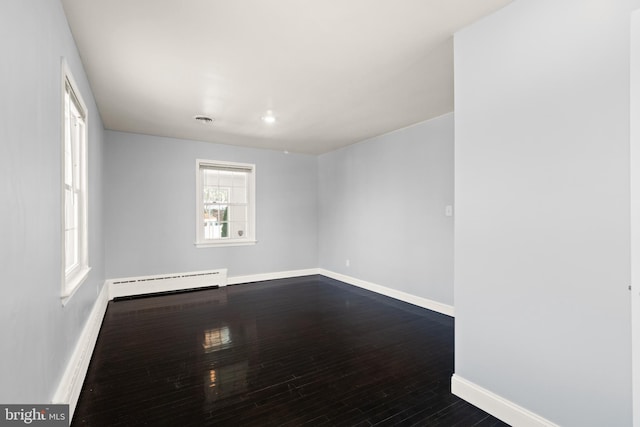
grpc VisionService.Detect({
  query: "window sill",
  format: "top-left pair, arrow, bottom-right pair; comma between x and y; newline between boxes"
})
61,266 -> 91,306
195,239 -> 257,248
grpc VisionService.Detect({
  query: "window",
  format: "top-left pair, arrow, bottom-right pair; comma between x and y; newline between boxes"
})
62,61 -> 90,300
196,160 -> 256,247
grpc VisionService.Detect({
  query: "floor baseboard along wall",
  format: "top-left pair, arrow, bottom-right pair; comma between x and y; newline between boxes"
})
227,269 -> 320,285
451,374 -> 559,427
318,269 -> 455,317
52,283 -> 110,420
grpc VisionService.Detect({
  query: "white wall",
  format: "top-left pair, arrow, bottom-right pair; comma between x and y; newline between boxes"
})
454,0 -> 639,425
104,131 -> 318,279
0,1 -> 105,403
318,113 -> 454,306
631,9 -> 640,427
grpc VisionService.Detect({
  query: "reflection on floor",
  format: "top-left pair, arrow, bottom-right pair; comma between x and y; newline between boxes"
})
72,275 -> 508,426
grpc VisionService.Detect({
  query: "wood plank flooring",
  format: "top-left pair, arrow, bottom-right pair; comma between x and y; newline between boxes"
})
72,276 -> 508,426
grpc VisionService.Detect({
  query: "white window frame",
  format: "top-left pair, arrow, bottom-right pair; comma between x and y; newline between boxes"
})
195,159 -> 256,248
61,60 -> 90,303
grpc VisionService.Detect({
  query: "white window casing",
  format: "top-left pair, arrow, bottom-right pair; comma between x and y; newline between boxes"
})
195,159 -> 256,248
61,59 -> 90,303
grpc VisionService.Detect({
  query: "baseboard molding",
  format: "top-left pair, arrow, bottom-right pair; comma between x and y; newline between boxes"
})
318,269 -> 454,317
228,268 -> 320,285
229,268 -> 455,317
451,374 -> 559,427
52,282 -> 109,420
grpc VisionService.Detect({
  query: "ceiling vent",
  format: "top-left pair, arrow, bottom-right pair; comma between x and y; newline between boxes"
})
194,115 -> 214,124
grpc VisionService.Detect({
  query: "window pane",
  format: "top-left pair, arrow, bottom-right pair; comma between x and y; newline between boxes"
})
202,169 -> 242,240
232,172 -> 247,188
218,171 -> 234,187
65,146 -> 73,186
230,187 -> 246,204
64,188 -> 74,229
220,206 -> 229,238
65,228 -> 77,272
203,187 -> 228,204
197,161 -> 254,244
64,93 -> 73,187
203,169 -> 221,188
204,219 -> 218,239
230,221 -> 248,238
72,120 -> 80,191
62,71 -> 88,296
73,191 -> 79,231
229,205 -> 247,222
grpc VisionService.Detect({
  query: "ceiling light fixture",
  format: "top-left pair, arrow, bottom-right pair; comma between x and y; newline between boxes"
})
194,115 -> 214,124
261,111 -> 276,124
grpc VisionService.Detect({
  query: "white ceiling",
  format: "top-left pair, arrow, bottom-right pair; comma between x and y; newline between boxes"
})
61,0 -> 511,154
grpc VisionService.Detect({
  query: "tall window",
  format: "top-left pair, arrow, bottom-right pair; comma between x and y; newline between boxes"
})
62,62 -> 89,300
196,160 -> 256,247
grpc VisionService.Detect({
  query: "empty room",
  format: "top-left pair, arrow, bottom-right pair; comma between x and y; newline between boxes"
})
2,0 -> 640,426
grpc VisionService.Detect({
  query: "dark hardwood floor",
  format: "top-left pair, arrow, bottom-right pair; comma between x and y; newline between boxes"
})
72,275 -> 508,426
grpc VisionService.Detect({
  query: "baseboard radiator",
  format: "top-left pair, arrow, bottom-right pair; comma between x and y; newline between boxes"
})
108,269 -> 228,300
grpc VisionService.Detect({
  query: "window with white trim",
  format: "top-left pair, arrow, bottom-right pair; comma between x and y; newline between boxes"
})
62,62 -> 90,300
196,160 -> 256,247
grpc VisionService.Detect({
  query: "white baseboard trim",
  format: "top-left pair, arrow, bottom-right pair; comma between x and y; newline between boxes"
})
318,269 -> 454,317
451,374 -> 559,427
52,282 -> 109,420
228,268 -> 320,285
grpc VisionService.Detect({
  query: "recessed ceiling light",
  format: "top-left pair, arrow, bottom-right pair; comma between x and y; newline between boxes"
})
194,115 -> 214,124
261,111 -> 276,124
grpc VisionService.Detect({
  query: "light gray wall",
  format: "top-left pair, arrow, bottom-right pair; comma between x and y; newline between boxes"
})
633,10 -> 640,426
454,0 -> 638,425
318,113 -> 454,305
104,131 -> 318,279
0,1 -> 105,403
